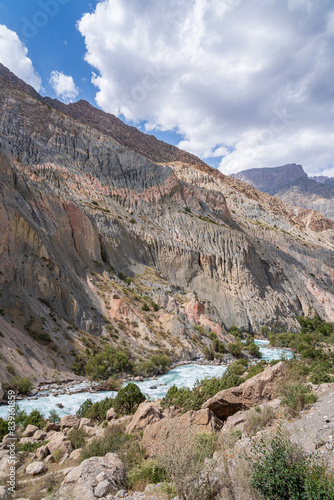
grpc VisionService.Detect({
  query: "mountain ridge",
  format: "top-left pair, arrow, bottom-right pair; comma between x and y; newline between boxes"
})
0,65 -> 333,383
231,164 -> 334,220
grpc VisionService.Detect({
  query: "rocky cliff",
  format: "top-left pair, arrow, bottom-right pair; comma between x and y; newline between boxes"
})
0,67 -> 333,382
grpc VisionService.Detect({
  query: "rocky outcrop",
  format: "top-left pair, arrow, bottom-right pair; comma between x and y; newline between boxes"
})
142,408 -> 222,457
126,402 -> 163,435
56,453 -> 125,500
202,362 -> 284,419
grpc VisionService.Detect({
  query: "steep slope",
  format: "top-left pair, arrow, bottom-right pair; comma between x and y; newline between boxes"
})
276,177 -> 334,220
231,164 -> 334,220
0,69 -> 333,383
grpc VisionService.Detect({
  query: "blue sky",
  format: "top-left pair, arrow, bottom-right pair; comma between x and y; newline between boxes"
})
0,0 -> 334,176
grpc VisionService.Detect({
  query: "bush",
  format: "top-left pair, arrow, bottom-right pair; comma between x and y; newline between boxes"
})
22,410 -> 45,429
246,342 -> 262,358
10,376 -> 32,394
77,398 -> 93,418
48,410 -> 60,423
113,383 -> 146,415
281,383 -> 317,415
0,418 -> 8,441
133,355 -> 170,377
142,303 -> 150,312
157,428 -> 218,500
68,428 -> 87,449
244,406 -> 275,435
84,346 -> 132,380
248,428 -> 334,499
127,459 -> 167,490
227,342 -> 242,357
77,397 -> 114,421
161,370 -> 243,413
80,425 -> 143,472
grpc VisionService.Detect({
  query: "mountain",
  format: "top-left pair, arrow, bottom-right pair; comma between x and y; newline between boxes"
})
0,65 -> 334,383
230,164 -> 308,196
231,164 -> 334,220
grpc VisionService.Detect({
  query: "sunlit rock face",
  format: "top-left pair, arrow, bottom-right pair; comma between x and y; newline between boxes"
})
0,66 -> 333,382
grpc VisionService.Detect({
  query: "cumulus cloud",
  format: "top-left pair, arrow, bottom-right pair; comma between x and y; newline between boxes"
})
78,0 -> 334,176
49,71 -> 79,103
0,24 -> 41,91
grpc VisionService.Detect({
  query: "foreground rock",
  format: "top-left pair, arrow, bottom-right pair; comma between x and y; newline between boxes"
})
202,362 -> 284,419
142,408 -> 222,457
126,402 -> 163,435
55,453 -> 125,500
25,461 -> 47,475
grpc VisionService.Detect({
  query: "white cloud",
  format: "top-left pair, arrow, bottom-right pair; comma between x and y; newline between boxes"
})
0,24 -> 41,91
49,71 -> 79,103
78,0 -> 334,176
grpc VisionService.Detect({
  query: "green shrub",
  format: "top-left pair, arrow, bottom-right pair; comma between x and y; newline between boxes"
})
0,418 -> 8,441
77,398 -> 93,418
281,383 -> 317,415
127,459 -> 167,490
245,361 -> 266,379
84,346 -> 132,380
77,397 -> 114,421
248,428 -> 334,499
48,410 -> 60,423
113,383 -> 146,415
141,303 -> 150,312
80,425 -> 143,472
21,410 -> 45,429
18,441 -> 44,452
246,342 -> 262,358
227,342 -> 242,357
161,369 -> 243,413
68,428 -> 87,449
10,376 -> 32,394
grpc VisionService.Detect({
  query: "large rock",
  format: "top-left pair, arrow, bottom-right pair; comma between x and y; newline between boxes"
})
202,362 -> 284,419
126,402 -> 163,435
47,432 -> 73,455
22,425 -> 39,437
56,453 -> 125,500
0,384 -> 4,403
60,415 -> 80,429
142,408 -> 222,457
25,461 -> 47,475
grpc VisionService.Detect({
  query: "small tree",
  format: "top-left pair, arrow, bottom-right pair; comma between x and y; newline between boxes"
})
48,410 -> 60,423
113,383 -> 145,415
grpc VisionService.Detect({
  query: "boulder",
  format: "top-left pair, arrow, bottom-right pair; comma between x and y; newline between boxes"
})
142,408 -> 222,457
69,449 -> 83,461
79,418 -> 93,429
35,445 -> 50,460
22,425 -> 39,437
25,461 -> 47,476
202,362 -> 284,419
126,402 -> 163,435
33,430 -> 47,441
106,408 -> 117,421
60,415 -> 80,429
0,384 -> 4,403
57,453 -> 125,500
47,433 -> 73,455
45,422 -> 60,432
